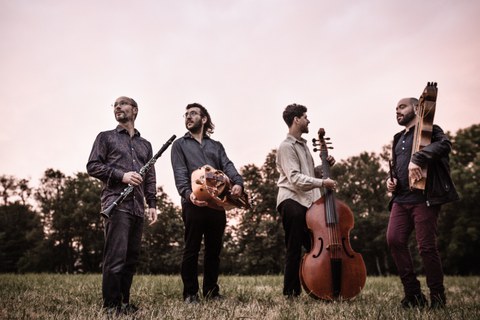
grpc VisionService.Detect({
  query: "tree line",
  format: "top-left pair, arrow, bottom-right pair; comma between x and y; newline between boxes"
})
1,124 -> 478,275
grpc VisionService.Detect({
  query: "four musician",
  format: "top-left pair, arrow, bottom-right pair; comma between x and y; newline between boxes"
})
170,103 -> 244,304
386,97 -> 459,309
89,88 -> 458,312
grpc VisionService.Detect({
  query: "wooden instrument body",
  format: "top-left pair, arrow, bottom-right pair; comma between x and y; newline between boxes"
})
300,196 -> 366,300
410,82 -> 438,190
191,164 -> 250,210
299,128 -> 366,301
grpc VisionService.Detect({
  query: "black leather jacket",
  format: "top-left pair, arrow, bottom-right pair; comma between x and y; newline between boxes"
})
390,124 -> 459,208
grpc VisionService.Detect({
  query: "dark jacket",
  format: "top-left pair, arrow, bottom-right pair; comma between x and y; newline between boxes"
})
390,124 -> 459,208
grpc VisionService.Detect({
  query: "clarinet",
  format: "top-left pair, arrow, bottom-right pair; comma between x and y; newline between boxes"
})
101,134 -> 176,219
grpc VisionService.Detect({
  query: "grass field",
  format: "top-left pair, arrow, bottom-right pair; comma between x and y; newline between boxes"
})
0,274 -> 479,319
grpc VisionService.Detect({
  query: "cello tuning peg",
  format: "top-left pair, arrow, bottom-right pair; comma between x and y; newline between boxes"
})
328,146 -> 334,150
312,138 -> 318,143
313,148 -> 319,152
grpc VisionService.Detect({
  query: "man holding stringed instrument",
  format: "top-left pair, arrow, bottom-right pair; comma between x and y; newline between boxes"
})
386,83 -> 459,309
276,103 -> 337,298
171,103 -> 246,304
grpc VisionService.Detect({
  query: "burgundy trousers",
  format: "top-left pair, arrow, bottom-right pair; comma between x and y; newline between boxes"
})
386,202 -> 444,298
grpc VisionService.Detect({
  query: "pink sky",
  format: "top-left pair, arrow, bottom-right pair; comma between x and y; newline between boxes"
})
1,0 -> 479,205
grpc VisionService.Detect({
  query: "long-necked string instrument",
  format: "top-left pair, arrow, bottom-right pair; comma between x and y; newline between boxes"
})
101,134 -> 176,219
300,128 -> 366,300
410,82 -> 438,190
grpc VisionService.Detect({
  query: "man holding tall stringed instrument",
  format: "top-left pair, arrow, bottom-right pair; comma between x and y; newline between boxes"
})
386,83 -> 459,309
276,103 -> 337,298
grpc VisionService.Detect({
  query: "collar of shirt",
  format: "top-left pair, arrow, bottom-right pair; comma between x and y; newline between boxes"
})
115,125 -> 140,137
285,133 -> 307,145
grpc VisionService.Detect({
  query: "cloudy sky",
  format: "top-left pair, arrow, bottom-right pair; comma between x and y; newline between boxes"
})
1,0 -> 479,205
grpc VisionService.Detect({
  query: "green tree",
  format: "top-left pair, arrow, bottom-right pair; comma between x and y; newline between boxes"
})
439,124 -> 480,274
34,169 -> 103,273
331,152 -> 393,275
139,187 -> 184,274
0,203 -> 44,272
225,150 -> 285,274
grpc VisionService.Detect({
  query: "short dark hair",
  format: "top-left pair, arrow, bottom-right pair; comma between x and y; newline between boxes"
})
283,103 -> 307,127
186,103 -> 215,136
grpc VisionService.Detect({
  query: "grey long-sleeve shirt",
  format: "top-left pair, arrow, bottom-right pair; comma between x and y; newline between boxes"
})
171,132 -> 243,205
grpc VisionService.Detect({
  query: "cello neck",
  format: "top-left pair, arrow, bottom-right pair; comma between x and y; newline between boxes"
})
314,128 -> 337,225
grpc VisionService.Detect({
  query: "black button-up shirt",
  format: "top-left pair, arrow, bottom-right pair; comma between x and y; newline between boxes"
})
87,126 -> 156,217
171,132 -> 244,204
393,127 -> 424,204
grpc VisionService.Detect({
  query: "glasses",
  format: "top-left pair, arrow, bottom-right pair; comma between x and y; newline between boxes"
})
183,110 -> 201,118
111,101 -> 131,108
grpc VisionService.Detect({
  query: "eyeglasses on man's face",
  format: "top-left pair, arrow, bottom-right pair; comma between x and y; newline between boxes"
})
183,110 -> 201,118
112,101 -> 131,108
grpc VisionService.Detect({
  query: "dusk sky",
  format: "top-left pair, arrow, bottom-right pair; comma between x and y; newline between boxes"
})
1,0 -> 479,205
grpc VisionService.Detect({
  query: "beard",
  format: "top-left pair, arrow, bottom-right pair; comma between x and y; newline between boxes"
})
186,119 -> 203,134
115,112 -> 128,123
397,110 -> 416,126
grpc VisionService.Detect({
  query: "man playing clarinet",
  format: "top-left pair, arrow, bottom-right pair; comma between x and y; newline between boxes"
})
87,96 -> 157,315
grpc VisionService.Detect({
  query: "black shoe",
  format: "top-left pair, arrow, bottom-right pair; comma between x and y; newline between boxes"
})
285,294 -> 300,300
401,293 -> 428,308
206,294 -> 225,301
184,294 -> 200,304
103,306 -> 122,317
121,303 -> 139,315
430,294 -> 447,309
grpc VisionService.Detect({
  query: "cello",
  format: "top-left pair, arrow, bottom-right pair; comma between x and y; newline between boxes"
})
300,128 -> 366,300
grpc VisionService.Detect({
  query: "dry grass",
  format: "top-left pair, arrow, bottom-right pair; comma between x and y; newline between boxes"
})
0,274 -> 478,319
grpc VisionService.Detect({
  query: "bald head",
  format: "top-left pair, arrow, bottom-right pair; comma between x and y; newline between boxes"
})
397,97 -> 418,108
396,97 -> 418,127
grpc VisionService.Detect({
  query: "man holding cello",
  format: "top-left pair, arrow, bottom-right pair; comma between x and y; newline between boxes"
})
386,89 -> 459,309
276,103 -> 336,298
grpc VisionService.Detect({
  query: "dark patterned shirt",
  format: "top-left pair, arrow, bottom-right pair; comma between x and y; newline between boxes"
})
87,125 -> 156,217
171,132 -> 244,204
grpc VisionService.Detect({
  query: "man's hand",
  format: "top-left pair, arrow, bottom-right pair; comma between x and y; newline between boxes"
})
323,178 -> 337,190
147,207 -> 158,226
326,155 -> 336,167
231,185 -> 243,198
190,192 -> 208,207
387,177 -> 397,192
408,161 -> 424,183
122,171 -> 143,186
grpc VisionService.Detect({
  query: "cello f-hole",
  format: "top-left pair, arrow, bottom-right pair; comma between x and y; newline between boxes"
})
312,237 -> 324,258
342,237 -> 355,258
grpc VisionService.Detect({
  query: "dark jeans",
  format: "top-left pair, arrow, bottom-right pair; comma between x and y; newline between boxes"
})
102,210 -> 144,308
278,199 -> 311,296
181,202 -> 226,299
387,202 -> 444,298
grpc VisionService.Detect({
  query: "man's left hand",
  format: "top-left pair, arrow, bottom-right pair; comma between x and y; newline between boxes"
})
147,207 -> 158,226
231,185 -> 243,198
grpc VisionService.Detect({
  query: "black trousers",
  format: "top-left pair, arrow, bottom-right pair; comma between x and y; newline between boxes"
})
278,199 -> 311,296
102,210 -> 144,308
181,202 -> 226,299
